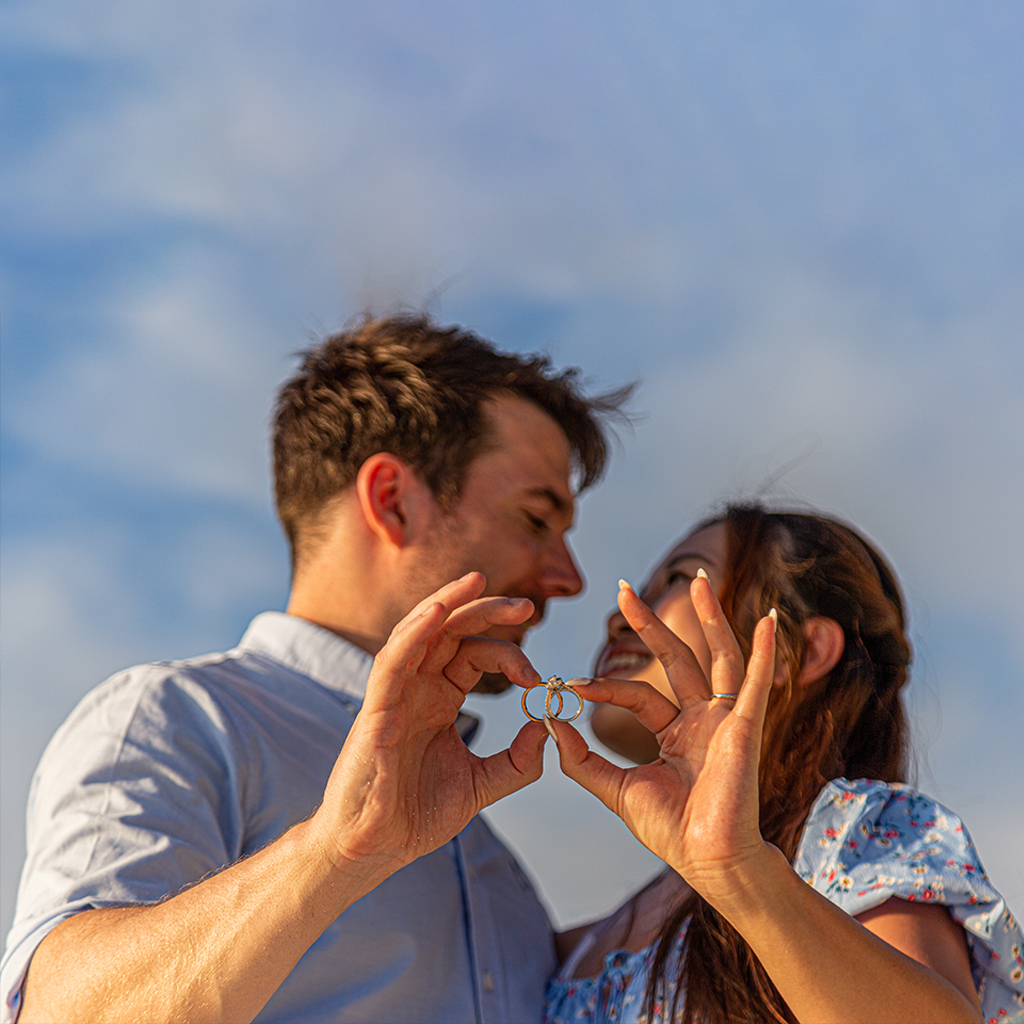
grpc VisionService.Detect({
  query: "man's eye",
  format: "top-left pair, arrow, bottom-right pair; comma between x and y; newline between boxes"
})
525,513 -> 549,534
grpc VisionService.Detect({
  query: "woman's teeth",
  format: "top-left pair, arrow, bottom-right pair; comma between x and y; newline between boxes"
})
601,651 -> 651,673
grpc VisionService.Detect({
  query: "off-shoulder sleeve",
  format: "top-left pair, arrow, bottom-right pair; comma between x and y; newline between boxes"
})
793,778 -> 1024,1023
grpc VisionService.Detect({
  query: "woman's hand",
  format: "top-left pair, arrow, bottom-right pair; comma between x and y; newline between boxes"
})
549,575 -> 777,904
551,579 -> 986,1022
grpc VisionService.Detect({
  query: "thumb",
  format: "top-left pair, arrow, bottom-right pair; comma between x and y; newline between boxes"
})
472,719 -> 549,808
547,717 -> 629,820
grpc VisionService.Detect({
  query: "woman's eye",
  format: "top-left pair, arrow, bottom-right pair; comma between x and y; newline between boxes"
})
666,570 -> 692,586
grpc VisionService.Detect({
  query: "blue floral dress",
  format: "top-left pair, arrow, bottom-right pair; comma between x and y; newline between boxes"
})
544,779 -> 1024,1023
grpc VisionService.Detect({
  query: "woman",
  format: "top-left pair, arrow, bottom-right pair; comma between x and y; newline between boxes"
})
544,504 -> 1023,1023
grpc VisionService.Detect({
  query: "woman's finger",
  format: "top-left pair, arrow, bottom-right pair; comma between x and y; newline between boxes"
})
617,582 -> 710,704
732,611 -> 777,730
566,676 -> 681,735
690,574 -> 746,697
546,717 -> 630,819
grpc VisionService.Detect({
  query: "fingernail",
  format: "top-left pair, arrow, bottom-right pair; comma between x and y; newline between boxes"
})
618,578 -> 634,591
768,607 -> 778,630
564,676 -> 592,688
543,716 -> 558,742
696,568 -> 709,581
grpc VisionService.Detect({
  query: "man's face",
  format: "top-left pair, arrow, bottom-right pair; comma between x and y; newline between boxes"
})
412,395 -> 584,691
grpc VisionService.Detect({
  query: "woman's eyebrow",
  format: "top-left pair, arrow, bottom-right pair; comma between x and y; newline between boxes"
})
665,551 -> 719,571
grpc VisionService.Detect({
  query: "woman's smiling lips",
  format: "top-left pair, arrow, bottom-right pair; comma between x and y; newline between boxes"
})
595,646 -> 653,677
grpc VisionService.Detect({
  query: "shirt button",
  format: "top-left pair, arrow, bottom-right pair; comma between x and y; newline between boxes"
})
482,970 -> 495,993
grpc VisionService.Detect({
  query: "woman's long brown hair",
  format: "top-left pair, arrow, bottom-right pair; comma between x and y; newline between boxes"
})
646,504 -> 913,1023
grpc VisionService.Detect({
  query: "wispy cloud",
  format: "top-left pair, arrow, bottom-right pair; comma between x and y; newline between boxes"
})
2,0 -> 1021,934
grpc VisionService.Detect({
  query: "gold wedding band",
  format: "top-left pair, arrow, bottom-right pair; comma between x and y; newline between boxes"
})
522,676 -> 584,722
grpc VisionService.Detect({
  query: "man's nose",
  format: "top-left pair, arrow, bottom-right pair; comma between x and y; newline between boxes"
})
542,537 -> 584,598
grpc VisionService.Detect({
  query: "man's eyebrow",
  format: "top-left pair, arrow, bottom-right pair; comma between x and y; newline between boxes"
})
526,487 -> 572,516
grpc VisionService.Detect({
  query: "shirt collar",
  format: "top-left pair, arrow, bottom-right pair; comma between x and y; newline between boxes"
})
236,611 -> 481,744
237,611 -> 374,701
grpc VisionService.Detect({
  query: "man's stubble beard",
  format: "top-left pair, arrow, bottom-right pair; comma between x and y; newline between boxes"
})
405,515 -> 540,696
472,668 -> 516,695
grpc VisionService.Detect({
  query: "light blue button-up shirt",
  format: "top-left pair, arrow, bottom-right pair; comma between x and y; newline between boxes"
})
1,612 -> 555,1023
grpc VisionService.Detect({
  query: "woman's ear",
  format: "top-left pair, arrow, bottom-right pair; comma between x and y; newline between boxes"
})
794,616 -> 846,688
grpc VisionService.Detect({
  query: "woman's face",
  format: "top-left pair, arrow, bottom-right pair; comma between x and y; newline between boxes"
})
593,521 -> 729,705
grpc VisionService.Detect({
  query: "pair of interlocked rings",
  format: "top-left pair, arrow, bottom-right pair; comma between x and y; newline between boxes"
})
521,675 -> 584,723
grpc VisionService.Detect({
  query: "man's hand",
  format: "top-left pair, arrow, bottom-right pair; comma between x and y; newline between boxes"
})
20,572 -> 549,1024
310,570 -> 550,882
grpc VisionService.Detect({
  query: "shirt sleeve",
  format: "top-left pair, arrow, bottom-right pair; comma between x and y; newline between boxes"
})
793,778 -> 1024,1023
0,662 -> 247,1023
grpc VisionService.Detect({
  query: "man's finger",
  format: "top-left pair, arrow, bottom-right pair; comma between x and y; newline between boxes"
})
421,595 -> 535,669
442,636 -> 541,693
373,573 -> 500,685
364,600 -> 450,711
396,572 -> 488,640
471,719 -> 549,808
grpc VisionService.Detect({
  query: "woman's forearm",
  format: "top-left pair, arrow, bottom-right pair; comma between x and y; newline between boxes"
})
694,843 -> 981,1024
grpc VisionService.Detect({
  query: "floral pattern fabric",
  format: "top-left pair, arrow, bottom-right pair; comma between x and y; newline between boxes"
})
544,779 -> 1024,1024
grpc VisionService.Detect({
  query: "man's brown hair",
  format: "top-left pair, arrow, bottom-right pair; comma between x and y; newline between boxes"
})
273,312 -> 630,568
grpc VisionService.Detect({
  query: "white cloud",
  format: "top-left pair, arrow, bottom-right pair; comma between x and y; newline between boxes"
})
6,246 -> 283,501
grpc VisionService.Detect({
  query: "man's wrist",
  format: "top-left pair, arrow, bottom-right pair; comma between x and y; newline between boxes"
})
291,816 -> 402,916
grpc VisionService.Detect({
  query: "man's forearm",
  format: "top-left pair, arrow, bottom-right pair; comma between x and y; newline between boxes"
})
20,818 -> 387,1024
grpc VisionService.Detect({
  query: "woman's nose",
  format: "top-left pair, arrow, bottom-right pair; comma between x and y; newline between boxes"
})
605,606 -> 633,642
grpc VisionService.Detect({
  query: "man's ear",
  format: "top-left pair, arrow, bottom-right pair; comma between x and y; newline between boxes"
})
794,616 -> 846,688
355,453 -> 427,548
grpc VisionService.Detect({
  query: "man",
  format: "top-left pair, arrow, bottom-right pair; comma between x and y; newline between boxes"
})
1,314 -> 628,1023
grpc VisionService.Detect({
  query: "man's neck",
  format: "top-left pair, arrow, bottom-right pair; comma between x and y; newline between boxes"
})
283,599 -> 386,656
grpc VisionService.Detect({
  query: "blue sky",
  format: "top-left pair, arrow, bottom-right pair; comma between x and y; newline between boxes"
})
2,1 -> 1022,935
